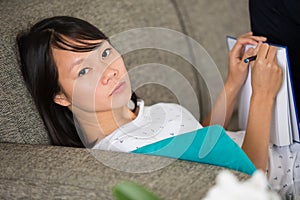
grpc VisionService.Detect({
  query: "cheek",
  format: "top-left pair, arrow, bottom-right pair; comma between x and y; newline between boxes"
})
117,59 -> 128,74
106,90 -> 132,111
71,77 -> 108,111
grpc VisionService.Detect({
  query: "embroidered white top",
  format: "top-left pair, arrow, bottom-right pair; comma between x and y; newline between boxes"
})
93,100 -> 202,152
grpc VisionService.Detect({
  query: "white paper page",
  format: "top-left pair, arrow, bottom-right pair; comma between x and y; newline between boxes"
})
226,37 -> 296,146
285,52 -> 300,142
238,67 -> 251,130
272,47 -> 291,145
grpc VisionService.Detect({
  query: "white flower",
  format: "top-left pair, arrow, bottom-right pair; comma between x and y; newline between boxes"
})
203,170 -> 280,200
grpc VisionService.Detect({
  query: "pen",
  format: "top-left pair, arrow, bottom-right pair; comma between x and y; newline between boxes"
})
244,55 -> 257,63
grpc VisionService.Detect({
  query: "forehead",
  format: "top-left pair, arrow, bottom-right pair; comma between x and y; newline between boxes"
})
51,39 -> 107,70
51,47 -> 86,69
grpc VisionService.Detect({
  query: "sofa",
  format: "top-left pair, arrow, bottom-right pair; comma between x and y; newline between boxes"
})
0,0 -> 251,199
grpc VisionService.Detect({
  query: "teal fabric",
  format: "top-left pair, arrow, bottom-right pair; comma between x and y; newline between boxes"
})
132,125 -> 256,175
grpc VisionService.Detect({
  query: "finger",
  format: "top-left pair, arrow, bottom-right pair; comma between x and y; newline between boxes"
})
256,43 -> 269,60
239,31 -> 266,41
243,47 -> 255,61
250,41 -> 262,60
266,46 -> 277,63
230,40 -> 245,59
238,37 -> 259,46
241,47 -> 255,68
273,52 -> 278,66
236,36 -> 266,47
248,36 -> 267,42
240,32 -> 253,38
248,42 -> 262,69
231,38 -> 256,57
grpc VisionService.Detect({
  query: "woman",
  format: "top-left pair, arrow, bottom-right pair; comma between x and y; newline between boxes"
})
17,16 -> 282,172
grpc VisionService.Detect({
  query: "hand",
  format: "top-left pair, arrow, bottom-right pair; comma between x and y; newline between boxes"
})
227,32 -> 266,89
251,43 -> 283,100
242,44 -> 282,170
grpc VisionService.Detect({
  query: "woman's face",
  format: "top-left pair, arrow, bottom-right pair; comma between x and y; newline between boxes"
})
52,40 -> 132,113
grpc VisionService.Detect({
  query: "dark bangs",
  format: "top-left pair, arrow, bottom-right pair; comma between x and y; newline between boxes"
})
32,16 -> 108,52
50,31 -> 107,52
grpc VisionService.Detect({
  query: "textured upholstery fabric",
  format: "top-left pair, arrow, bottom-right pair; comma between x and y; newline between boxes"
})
0,143 -> 249,199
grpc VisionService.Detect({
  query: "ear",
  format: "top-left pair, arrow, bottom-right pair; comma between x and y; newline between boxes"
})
53,93 -> 71,107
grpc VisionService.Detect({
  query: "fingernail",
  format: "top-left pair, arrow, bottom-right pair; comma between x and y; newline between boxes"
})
247,48 -> 253,54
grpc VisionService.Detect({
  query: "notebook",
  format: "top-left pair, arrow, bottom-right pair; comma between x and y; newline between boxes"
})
226,36 -> 299,146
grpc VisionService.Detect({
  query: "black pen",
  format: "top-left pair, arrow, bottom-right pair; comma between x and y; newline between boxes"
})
244,55 -> 257,63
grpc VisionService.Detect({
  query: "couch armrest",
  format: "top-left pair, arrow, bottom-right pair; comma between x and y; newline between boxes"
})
0,143 -> 249,199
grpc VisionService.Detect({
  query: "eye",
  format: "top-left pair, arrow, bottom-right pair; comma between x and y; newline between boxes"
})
78,67 -> 90,77
102,48 -> 111,59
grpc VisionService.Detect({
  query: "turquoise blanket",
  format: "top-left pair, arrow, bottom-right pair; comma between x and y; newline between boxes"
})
132,125 -> 256,175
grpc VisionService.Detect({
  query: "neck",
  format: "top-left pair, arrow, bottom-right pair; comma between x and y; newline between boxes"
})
72,106 -> 136,146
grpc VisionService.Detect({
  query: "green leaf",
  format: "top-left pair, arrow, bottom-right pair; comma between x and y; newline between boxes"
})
113,181 -> 161,200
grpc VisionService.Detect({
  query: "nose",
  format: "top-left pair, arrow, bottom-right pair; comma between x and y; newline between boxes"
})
101,65 -> 118,85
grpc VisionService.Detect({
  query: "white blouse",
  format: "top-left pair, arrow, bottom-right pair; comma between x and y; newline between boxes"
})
93,100 -> 202,152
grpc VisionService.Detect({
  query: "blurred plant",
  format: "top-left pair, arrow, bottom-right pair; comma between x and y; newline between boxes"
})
113,181 -> 161,200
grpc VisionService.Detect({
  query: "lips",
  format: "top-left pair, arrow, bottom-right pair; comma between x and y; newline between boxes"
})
110,81 -> 126,96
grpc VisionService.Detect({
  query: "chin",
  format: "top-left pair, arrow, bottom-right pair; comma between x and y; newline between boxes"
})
110,90 -> 132,109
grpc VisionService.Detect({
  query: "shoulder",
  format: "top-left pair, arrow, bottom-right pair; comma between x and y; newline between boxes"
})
148,102 -> 187,111
145,102 -> 198,122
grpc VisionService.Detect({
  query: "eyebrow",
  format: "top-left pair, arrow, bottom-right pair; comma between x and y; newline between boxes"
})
69,58 -> 85,73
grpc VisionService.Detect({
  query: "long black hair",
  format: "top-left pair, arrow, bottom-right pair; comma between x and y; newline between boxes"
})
17,16 -> 137,147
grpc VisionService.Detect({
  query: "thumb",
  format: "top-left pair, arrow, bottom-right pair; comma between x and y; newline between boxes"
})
241,47 -> 254,66
244,47 -> 254,58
